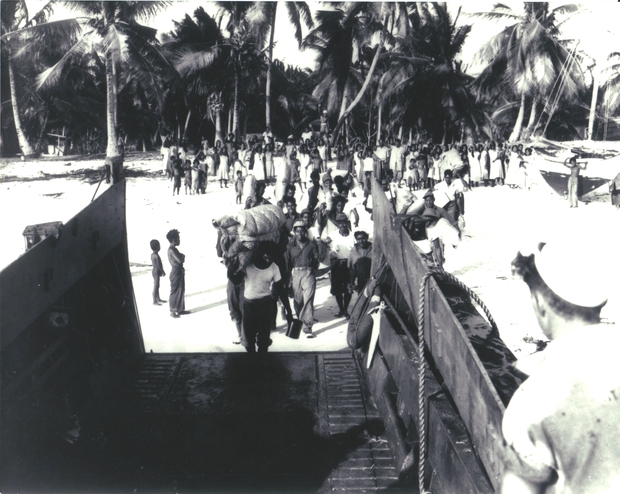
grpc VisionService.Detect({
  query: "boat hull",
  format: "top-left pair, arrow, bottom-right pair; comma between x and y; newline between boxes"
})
539,170 -> 609,197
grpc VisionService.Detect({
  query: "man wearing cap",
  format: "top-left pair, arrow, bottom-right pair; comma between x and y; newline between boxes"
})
503,240 -> 620,493
348,231 -> 373,294
432,169 -> 463,226
324,213 -> 355,318
563,154 -> 588,208
285,220 -> 324,337
283,197 -> 300,235
421,190 -> 457,268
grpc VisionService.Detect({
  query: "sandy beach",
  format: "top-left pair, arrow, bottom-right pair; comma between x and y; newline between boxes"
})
1,149 -> 618,359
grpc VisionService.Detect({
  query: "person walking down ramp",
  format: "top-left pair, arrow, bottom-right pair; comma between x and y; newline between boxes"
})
228,242 -> 293,353
285,220 -> 326,338
167,229 -> 186,318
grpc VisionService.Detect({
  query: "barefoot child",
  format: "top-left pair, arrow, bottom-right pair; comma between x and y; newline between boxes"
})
172,158 -> 183,196
235,170 -> 244,204
150,239 -> 166,305
183,159 -> 193,195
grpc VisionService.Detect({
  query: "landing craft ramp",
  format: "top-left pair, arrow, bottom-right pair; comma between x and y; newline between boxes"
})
0,179 -> 405,493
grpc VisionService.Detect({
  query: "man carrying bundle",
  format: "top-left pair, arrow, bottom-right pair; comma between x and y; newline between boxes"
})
227,242 -> 293,353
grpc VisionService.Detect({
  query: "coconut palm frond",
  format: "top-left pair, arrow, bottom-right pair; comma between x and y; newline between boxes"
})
36,33 -> 93,90
173,45 -> 222,76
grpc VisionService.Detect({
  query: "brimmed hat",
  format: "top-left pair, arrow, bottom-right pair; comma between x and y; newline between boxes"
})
335,213 -> 348,223
292,220 -> 306,230
423,190 -> 435,199
534,240 -> 609,308
300,208 -> 312,216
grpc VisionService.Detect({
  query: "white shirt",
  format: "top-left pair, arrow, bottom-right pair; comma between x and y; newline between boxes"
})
433,180 -> 460,208
243,263 -> 281,300
329,230 -> 354,260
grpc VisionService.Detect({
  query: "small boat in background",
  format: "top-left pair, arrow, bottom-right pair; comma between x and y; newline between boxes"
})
530,138 -> 620,198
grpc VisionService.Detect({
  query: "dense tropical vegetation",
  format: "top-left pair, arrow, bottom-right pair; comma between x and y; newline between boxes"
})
1,1 -> 618,158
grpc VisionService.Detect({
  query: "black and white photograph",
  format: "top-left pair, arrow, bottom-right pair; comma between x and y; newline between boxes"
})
1,1 -> 619,492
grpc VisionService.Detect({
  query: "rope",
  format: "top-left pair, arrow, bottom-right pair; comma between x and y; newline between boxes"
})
541,42 -> 580,138
90,166 -> 107,203
416,267 -> 498,494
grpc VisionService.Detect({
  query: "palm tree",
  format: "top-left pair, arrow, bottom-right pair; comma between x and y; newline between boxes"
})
170,4 -> 264,140
378,3 -> 485,143
246,1 -> 313,133
1,0 -> 66,157
302,2 -> 386,145
471,2 -> 584,142
37,1 -> 173,172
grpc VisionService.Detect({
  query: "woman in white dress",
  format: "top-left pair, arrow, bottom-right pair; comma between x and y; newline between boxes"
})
298,144 -> 311,190
469,145 -> 481,187
504,145 -> 520,188
251,144 -> 266,181
479,144 -> 490,186
488,141 -> 503,185
218,147 -> 230,187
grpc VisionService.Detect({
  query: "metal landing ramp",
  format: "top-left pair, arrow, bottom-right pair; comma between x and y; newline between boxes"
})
94,352 -> 407,493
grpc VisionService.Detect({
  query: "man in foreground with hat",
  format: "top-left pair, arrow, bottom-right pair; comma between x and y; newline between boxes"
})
285,220 -> 324,338
323,213 -> 355,319
421,190 -> 458,268
502,239 -> 620,493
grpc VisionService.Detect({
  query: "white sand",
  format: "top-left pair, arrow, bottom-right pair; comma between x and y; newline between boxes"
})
1,150 -> 618,358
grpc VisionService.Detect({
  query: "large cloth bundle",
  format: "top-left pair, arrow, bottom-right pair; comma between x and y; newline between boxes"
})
438,149 -> 465,175
394,187 -> 425,215
213,204 -> 286,266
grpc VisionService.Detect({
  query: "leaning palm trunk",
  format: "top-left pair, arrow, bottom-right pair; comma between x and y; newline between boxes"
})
587,68 -> 600,140
376,98 -> 383,145
265,6 -> 277,132
523,96 -> 538,140
330,19 -> 386,147
509,94 -> 526,142
338,82 -> 349,120
8,56 -> 36,157
233,68 -> 239,139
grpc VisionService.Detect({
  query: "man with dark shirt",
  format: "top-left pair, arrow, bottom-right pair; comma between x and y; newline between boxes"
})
285,220 -> 324,338
306,170 -> 321,213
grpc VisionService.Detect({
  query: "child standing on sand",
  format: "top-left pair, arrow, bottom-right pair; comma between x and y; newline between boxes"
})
235,170 -> 244,204
183,159 -> 193,195
150,239 -> 166,305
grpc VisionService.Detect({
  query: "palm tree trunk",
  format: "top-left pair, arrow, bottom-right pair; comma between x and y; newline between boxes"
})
523,96 -> 538,140
35,111 -> 49,155
233,68 -> 239,139
105,53 -> 120,159
587,67 -> 599,141
338,83 -> 348,120
266,5 -> 277,132
376,97 -> 383,145
8,56 -> 36,157
509,94 -> 526,143
330,16 -> 388,147
182,109 -> 192,142
215,109 -> 223,146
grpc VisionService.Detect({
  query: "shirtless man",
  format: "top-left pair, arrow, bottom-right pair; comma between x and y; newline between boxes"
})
563,154 -> 588,208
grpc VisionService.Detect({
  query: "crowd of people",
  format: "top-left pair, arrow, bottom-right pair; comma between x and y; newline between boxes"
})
153,127 -> 550,351
160,130 -> 538,198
